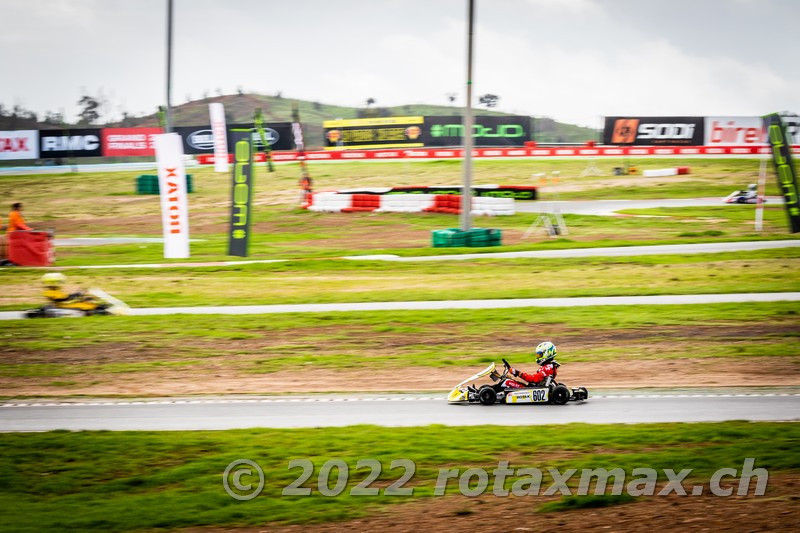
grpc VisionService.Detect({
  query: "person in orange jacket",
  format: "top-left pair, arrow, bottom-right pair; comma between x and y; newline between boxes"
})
7,203 -> 32,233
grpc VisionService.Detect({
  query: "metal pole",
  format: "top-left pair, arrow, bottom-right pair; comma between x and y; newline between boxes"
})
460,0 -> 474,232
165,0 -> 174,132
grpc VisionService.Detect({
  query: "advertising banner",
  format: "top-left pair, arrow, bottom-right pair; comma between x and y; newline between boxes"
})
0,130 -> 39,160
102,128 -> 162,156
153,133 -> 191,258
603,117 -> 704,145
39,128 -> 102,158
323,116 -> 425,150
764,113 -> 800,233
209,102 -> 228,172
421,116 -> 530,147
704,117 -> 766,146
175,123 -> 294,154
227,129 -> 254,256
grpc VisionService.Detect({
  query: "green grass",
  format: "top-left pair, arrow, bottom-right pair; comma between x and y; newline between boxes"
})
1,302 -> 797,385
2,248 -> 798,309
0,422 -> 797,531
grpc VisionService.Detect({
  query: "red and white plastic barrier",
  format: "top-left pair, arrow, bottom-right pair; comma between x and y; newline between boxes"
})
196,145 -> 800,165
642,166 -> 691,177
305,193 -> 514,216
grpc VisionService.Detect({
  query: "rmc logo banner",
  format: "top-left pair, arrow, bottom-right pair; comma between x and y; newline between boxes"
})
228,129 -> 254,256
764,113 -> 800,233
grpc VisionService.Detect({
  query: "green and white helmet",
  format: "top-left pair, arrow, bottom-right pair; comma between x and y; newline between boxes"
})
535,341 -> 557,365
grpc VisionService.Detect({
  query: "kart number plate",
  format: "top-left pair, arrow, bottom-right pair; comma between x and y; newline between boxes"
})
507,388 -> 549,404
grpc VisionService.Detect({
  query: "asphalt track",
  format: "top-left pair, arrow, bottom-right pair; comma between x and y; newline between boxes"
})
515,197 -> 783,216
1,392 -> 798,431
2,292 -> 798,320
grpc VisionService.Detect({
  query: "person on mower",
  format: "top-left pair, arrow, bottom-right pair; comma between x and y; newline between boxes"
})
41,273 -> 101,312
503,341 -> 559,389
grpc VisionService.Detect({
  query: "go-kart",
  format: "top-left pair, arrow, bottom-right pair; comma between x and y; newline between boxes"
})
448,358 -> 588,405
24,288 -> 129,318
724,189 -> 763,204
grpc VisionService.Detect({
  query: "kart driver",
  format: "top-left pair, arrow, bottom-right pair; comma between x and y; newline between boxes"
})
40,273 -> 96,310
504,341 -> 558,388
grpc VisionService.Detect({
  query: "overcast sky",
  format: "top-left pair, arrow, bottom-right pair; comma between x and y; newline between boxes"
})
1,0 -> 798,127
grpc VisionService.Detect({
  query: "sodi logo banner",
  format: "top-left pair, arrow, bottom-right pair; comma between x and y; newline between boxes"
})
604,117 -> 704,145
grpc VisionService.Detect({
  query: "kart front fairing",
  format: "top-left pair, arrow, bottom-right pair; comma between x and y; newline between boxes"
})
447,362 -> 497,402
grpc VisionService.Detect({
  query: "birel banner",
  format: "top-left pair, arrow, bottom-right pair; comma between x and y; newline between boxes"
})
604,117 -> 704,145
102,128 -> 162,156
422,116 -> 530,147
153,133 -> 191,258
324,116 -> 425,150
174,123 -> 294,155
0,130 -> 39,160
39,128 -> 102,158
705,117 -> 766,146
209,102 -> 228,172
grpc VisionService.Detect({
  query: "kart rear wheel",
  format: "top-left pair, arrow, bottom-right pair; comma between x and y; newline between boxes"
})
551,385 -> 570,405
478,386 -> 497,406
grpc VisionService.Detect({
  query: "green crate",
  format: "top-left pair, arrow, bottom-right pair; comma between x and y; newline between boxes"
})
136,174 -> 194,195
433,227 -> 502,248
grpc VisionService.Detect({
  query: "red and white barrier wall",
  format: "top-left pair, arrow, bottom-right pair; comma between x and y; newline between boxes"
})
196,145 -> 800,165
305,193 -> 515,216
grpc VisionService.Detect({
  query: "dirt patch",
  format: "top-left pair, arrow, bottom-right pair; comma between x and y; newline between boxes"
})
2,357 -> 798,398
183,473 -> 800,532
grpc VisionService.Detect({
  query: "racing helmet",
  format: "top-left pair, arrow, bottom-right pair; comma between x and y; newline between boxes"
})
535,341 -> 557,365
41,272 -> 66,288
747,184 -> 757,191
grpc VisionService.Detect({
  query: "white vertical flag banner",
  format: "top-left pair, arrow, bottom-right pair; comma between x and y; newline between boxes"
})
154,133 -> 191,258
209,102 -> 229,172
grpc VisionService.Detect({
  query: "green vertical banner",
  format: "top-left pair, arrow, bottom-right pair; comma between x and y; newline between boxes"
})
228,129 -> 254,256
764,113 -> 800,233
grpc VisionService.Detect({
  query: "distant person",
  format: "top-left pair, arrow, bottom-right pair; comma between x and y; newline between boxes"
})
7,203 -> 32,233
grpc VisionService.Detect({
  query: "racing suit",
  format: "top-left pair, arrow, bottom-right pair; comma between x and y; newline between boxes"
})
504,364 -> 556,388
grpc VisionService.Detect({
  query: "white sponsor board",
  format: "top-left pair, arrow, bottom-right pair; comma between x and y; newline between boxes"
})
154,133 -> 191,258
705,116 -> 766,146
0,130 -> 39,160
705,114 -> 800,146
209,103 -> 229,172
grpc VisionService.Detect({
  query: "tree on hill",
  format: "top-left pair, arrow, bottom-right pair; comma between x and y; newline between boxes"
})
77,95 -> 100,125
478,94 -> 499,108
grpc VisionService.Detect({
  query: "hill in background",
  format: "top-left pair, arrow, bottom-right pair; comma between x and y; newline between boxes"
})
0,93 -> 599,149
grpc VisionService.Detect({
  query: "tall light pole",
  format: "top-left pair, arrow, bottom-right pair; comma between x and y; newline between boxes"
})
165,0 -> 174,132
460,0 -> 474,232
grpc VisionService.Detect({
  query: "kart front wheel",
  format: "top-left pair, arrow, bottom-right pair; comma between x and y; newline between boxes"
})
478,386 -> 497,406
551,385 -> 570,405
